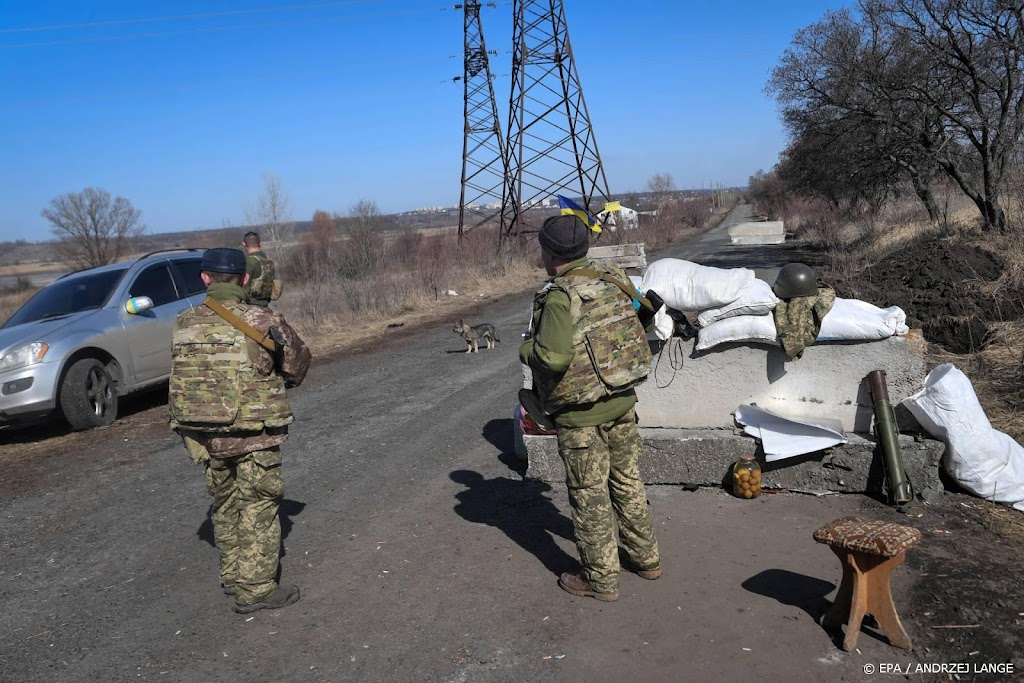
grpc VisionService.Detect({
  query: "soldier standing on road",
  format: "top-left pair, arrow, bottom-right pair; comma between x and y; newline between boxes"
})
169,248 -> 312,613
242,231 -> 279,308
519,215 -> 661,602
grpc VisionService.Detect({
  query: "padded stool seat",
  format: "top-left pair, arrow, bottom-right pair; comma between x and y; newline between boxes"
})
814,516 -> 922,651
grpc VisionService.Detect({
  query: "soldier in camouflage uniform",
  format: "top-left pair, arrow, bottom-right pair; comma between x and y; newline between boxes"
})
170,248 -> 312,613
519,215 -> 661,602
242,231 -> 277,308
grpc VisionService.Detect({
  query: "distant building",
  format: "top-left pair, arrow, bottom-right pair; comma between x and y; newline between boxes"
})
596,204 -> 639,231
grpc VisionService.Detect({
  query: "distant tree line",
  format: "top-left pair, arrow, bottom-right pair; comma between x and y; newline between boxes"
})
763,0 -> 1024,233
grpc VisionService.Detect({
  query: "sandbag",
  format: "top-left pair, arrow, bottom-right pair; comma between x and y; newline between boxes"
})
696,279 -> 779,327
632,274 -> 674,341
695,314 -> 778,352
817,298 -> 909,341
903,364 -> 1024,512
641,258 -> 754,313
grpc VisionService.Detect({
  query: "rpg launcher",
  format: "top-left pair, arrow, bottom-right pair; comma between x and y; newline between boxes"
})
867,370 -> 913,505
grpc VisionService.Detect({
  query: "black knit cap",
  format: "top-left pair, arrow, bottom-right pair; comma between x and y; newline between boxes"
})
201,247 -> 247,274
538,214 -> 590,260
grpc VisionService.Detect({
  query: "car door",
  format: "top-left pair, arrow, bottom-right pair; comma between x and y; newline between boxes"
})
119,262 -> 190,383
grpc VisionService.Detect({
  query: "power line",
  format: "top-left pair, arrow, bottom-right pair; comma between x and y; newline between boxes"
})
0,0 -> 386,34
0,8 -> 434,50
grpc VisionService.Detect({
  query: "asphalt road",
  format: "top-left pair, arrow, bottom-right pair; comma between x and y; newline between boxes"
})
2,207 -> 1019,682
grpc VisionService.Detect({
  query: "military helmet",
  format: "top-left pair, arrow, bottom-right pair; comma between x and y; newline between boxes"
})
201,248 -> 247,275
772,263 -> 818,299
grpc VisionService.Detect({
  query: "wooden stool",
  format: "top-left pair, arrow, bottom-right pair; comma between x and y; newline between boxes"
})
813,516 -> 922,651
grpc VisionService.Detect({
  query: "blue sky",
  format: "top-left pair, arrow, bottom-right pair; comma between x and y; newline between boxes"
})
0,0 -> 845,242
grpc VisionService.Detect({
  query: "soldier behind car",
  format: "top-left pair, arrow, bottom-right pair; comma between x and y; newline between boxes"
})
169,248 -> 312,613
242,231 -> 278,308
519,215 -> 661,602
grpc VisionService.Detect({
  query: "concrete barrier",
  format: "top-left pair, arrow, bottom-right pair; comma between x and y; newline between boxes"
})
728,221 -> 785,245
522,429 -> 944,499
636,332 -> 927,433
519,330 -> 943,498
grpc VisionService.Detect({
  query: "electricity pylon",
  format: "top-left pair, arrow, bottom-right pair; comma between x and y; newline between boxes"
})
500,0 -> 611,243
456,1 -> 507,239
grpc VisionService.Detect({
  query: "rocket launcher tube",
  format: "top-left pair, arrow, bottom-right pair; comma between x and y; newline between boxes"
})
867,370 -> 913,505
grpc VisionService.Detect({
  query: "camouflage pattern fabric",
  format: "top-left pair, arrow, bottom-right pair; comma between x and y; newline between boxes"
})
169,298 -> 312,438
774,284 -> 836,361
557,408 -> 660,593
246,251 -> 276,305
205,447 -> 284,604
536,262 -> 652,413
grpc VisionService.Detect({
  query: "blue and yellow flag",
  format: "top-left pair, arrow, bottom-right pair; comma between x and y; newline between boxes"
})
557,194 -> 602,234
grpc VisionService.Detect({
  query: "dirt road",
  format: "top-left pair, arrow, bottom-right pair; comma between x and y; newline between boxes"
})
2,207 -> 1021,682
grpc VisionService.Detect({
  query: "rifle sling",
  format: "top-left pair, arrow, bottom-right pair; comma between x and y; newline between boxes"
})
564,268 -> 654,310
202,297 -> 277,353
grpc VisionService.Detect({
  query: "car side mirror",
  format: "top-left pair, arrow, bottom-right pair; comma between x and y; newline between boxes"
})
125,296 -> 154,315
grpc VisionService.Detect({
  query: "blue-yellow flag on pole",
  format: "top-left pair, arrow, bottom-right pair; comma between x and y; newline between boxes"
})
557,195 -> 602,233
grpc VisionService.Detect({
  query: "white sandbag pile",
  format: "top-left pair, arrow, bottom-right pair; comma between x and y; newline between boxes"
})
639,258 -> 911,348
818,298 -> 910,341
695,279 -> 779,327
903,364 -> 1024,512
695,314 -> 778,351
641,259 -> 757,341
694,298 -> 910,352
641,259 -> 754,311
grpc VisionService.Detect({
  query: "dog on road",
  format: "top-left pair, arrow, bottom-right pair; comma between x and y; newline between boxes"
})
453,320 -> 500,353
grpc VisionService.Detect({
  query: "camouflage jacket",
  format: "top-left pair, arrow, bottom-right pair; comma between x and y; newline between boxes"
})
774,283 -> 836,361
245,251 -> 276,305
169,282 -> 311,457
523,259 -> 651,416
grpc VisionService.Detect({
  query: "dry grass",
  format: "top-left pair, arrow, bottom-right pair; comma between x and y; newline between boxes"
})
276,205 -> 727,356
0,287 -> 38,325
0,261 -> 65,277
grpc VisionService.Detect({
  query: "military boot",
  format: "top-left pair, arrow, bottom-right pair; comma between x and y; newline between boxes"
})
232,585 -> 301,614
557,573 -> 619,602
619,549 -> 662,580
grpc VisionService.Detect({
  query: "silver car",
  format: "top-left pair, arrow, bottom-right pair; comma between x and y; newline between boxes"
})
0,249 -> 207,430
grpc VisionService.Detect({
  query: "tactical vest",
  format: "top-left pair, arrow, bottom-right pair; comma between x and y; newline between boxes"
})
169,302 -> 293,432
247,252 -> 276,302
535,264 -> 652,413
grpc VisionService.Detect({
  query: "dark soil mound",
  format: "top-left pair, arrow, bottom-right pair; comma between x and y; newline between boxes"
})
832,235 -> 1022,354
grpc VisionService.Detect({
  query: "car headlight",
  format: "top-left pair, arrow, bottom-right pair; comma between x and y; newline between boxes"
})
0,342 -> 49,372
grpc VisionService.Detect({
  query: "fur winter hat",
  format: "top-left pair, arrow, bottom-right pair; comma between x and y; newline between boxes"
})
538,215 -> 590,261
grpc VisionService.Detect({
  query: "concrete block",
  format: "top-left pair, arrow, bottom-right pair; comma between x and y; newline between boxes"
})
731,234 -> 785,245
523,428 -> 944,498
728,221 -> 785,245
635,332 -> 927,433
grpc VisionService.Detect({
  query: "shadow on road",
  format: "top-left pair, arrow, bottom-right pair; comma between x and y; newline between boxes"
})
0,385 -> 168,445
450,470 -> 576,575
742,568 -> 834,622
482,417 -> 528,476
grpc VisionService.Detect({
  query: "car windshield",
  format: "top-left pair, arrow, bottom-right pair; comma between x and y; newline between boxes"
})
3,268 -> 128,328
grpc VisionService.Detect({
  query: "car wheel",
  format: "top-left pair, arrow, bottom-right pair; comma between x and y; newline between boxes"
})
60,358 -> 119,430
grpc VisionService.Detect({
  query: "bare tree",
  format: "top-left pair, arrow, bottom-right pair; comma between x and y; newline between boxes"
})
770,0 -> 1024,232
646,173 -> 676,195
244,173 -> 295,251
337,199 -> 388,278
42,188 -> 145,268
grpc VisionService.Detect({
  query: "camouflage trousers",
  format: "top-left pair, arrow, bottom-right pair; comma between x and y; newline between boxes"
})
557,408 -> 660,593
205,448 -> 284,605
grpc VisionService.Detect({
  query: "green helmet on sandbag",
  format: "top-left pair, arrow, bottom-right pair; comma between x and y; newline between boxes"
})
773,263 -> 818,299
